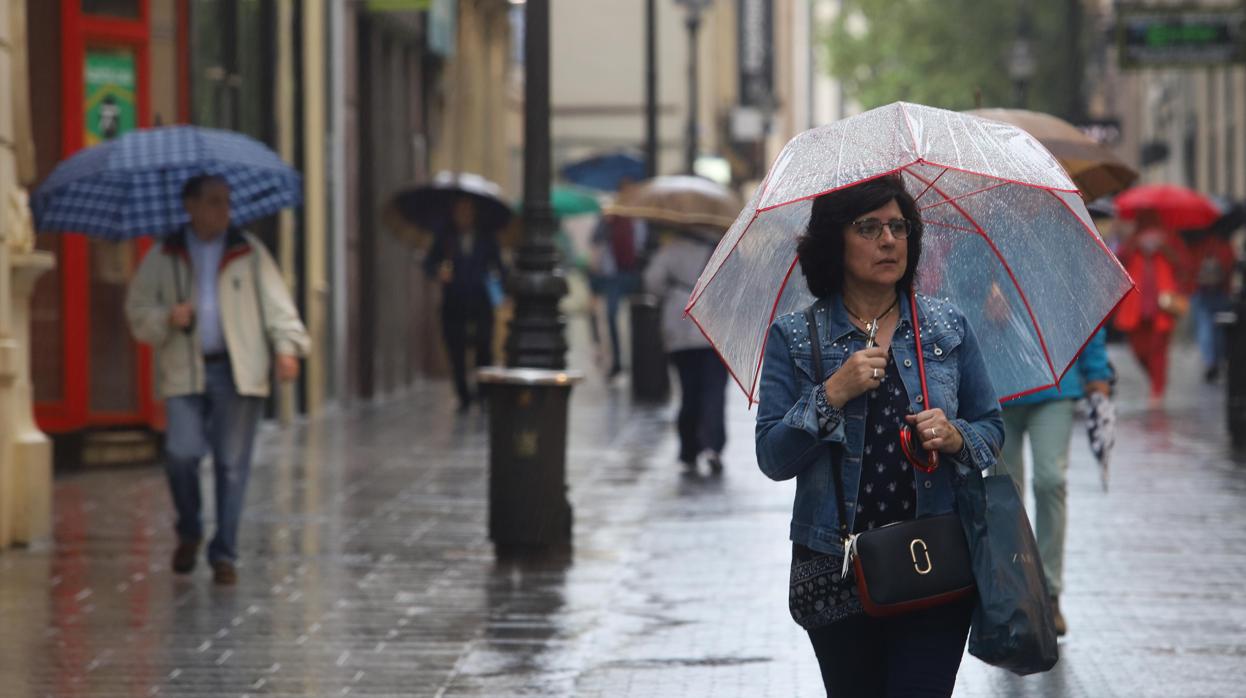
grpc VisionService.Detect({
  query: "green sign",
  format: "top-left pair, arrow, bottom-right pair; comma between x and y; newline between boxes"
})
84,50 -> 137,145
1118,4 -> 1246,68
367,0 -> 432,11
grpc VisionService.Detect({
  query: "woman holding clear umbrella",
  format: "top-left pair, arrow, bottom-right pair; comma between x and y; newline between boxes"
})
755,174 -> 1004,694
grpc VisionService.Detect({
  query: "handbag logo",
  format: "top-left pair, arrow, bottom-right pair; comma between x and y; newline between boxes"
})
910,539 -> 933,575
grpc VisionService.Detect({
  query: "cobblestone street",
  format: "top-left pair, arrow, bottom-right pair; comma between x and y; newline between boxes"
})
2,342 -> 1245,697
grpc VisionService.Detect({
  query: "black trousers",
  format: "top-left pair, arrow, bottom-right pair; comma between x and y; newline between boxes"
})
807,598 -> 973,697
669,348 -> 728,464
442,298 -> 494,404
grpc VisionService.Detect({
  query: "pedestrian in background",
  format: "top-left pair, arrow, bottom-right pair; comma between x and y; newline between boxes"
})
424,196 -> 507,412
589,181 -> 650,379
1186,229 -> 1236,383
643,228 -> 727,475
1113,209 -> 1187,408
755,175 -> 1003,696
998,327 -> 1112,637
125,175 -> 310,585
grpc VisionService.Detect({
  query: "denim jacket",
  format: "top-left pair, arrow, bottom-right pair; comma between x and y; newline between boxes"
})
755,292 -> 1004,555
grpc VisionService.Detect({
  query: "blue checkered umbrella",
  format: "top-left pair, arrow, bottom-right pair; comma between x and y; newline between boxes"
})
32,126 -> 301,240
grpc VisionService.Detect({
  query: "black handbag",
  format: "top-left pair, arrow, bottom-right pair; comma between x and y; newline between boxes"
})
805,299 -> 975,618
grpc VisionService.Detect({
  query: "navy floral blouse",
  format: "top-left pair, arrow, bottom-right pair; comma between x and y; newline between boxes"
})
789,350 -> 917,628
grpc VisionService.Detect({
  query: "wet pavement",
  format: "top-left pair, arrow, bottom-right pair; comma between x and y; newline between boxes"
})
2,340 -> 1245,697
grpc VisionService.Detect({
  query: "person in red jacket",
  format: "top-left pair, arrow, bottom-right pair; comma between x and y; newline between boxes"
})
1113,210 -> 1188,408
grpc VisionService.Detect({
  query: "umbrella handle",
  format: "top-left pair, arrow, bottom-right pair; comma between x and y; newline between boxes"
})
902,288 -> 940,473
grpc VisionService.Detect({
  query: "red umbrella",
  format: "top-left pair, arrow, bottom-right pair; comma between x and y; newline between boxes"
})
1115,184 -> 1219,231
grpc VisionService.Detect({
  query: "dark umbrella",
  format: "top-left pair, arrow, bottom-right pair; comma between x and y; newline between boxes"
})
1183,196 -> 1244,238
560,151 -> 646,192
390,171 -> 514,232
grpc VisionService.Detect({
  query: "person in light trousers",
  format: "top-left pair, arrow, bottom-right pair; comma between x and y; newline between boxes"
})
998,327 -> 1111,635
126,175 -> 310,585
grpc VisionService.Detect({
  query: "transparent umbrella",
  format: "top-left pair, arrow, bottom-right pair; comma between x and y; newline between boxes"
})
686,102 -> 1135,403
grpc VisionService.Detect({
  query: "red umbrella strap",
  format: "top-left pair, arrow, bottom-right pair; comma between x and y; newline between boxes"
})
901,289 -> 940,473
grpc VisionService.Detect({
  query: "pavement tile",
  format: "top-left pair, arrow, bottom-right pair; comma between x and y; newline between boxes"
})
1,344 -> 1244,696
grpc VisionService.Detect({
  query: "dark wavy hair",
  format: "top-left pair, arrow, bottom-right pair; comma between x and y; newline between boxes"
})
796,173 -> 923,299
181,174 -> 229,201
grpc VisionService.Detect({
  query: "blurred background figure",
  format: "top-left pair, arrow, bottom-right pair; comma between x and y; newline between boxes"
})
998,326 -> 1112,637
644,227 -> 726,475
1112,209 -> 1188,408
589,191 -> 649,380
1185,227 -> 1237,383
557,154 -> 649,381
424,196 -> 507,412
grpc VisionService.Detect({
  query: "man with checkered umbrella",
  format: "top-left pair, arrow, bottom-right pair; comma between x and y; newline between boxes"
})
125,174 -> 309,585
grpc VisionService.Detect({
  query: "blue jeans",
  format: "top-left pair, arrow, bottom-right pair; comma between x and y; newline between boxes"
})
1191,290 -> 1229,370
591,272 -> 640,371
163,360 -> 266,564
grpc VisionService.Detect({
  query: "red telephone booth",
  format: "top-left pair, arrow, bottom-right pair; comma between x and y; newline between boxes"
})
32,0 -> 162,435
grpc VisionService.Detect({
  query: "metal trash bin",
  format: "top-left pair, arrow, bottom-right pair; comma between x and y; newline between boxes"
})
629,293 -> 670,403
477,367 -> 584,549
1217,305 -> 1246,447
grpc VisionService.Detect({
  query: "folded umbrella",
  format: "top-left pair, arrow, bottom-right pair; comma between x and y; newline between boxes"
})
1082,391 -> 1115,492
967,109 -> 1138,201
32,125 -> 302,239
686,102 -> 1135,403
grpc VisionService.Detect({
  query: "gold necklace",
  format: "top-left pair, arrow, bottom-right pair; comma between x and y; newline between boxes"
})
845,297 -> 898,334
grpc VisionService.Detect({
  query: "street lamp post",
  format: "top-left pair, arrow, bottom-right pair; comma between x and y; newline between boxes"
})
508,0 -> 566,371
480,0 -> 580,555
645,0 -> 658,177
1009,4 -> 1036,108
676,0 -> 713,174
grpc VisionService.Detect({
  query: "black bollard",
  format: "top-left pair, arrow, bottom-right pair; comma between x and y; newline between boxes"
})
1220,302 -> 1246,448
478,368 -> 582,551
629,293 -> 671,403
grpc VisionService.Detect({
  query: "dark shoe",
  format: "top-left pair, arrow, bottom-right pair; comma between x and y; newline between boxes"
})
212,560 -> 238,586
1205,366 -> 1220,384
706,451 -> 724,475
171,539 -> 201,574
1050,596 -> 1067,637
679,458 -> 698,476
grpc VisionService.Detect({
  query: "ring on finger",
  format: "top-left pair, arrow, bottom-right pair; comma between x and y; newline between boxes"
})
872,368 -> 880,380
928,427 -> 938,438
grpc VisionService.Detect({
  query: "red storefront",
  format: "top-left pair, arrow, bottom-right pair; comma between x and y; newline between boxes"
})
30,0 -> 190,437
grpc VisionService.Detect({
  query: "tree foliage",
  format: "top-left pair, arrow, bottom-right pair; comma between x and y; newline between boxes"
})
825,0 -> 1086,117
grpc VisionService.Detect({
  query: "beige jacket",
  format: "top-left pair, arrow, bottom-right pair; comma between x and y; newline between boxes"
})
125,229 -> 310,398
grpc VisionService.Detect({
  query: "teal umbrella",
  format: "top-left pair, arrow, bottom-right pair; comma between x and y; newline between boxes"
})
518,185 -> 601,217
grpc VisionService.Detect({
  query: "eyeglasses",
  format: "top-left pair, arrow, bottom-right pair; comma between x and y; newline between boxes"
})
852,218 -> 911,240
